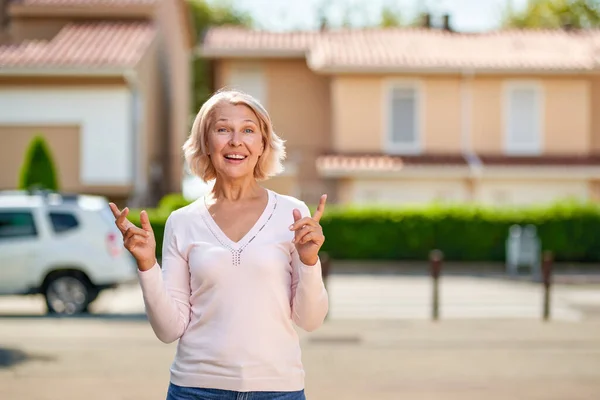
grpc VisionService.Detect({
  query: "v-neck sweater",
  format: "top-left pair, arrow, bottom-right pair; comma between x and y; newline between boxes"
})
137,190 -> 329,392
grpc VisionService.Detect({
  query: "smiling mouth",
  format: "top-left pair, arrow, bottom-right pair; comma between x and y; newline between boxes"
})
224,154 -> 247,161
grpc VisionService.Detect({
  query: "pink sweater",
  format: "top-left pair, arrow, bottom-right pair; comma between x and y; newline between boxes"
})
137,190 -> 329,392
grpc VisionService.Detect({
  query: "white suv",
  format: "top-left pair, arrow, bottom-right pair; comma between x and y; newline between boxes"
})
0,190 -> 138,315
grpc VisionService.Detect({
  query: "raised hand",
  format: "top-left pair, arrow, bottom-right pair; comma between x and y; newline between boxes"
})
109,203 -> 157,271
289,194 -> 327,266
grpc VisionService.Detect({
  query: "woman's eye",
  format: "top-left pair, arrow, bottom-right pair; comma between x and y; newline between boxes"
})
244,128 -> 254,134
217,128 -> 227,133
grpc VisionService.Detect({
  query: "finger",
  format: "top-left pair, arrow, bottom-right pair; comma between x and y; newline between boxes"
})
140,210 -> 154,235
124,226 -> 149,241
293,208 -> 302,222
292,225 -> 316,243
289,216 -> 317,232
108,202 -> 121,219
115,207 -> 130,232
312,194 -> 328,222
298,231 -> 323,245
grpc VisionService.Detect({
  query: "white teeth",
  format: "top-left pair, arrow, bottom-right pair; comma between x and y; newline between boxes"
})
225,154 -> 245,160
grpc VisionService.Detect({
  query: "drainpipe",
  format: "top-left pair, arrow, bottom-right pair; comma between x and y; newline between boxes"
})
123,70 -> 146,207
460,68 -> 482,202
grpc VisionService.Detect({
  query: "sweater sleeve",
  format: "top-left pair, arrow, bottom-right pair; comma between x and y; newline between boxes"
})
290,202 -> 329,332
137,214 -> 191,343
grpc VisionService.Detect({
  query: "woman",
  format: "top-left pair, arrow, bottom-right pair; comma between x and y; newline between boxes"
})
109,88 -> 329,400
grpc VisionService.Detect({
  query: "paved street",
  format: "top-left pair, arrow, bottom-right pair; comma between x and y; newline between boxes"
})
2,274 -> 600,399
1,317 -> 600,400
1,274 -> 600,321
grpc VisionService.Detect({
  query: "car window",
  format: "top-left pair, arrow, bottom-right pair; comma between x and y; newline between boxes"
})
0,211 -> 38,239
49,212 -> 79,233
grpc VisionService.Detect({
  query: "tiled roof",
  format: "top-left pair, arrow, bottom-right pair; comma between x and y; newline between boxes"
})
201,27 -> 600,72
316,154 -> 467,173
317,153 -> 600,173
13,0 -> 157,6
201,27 -> 321,55
0,22 -> 155,69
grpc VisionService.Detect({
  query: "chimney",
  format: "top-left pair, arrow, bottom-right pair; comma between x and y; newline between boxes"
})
442,14 -> 452,31
319,16 -> 327,32
421,13 -> 432,28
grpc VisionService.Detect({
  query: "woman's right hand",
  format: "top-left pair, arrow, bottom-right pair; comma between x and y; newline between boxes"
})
109,203 -> 157,272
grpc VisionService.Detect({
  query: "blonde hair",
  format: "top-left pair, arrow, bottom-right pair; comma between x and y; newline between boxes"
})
183,88 -> 286,182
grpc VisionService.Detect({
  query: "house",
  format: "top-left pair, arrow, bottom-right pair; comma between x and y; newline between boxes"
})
198,23 -> 600,207
0,0 -> 195,206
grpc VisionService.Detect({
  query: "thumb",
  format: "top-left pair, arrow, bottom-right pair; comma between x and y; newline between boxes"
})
140,210 -> 153,234
292,208 -> 302,222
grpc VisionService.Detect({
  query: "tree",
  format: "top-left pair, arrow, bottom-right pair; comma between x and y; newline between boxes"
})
314,0 -> 406,29
188,0 -> 253,113
502,0 -> 600,29
379,5 -> 404,28
19,135 -> 59,192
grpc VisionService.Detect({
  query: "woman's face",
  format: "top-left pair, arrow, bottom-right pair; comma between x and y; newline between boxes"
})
207,102 -> 264,181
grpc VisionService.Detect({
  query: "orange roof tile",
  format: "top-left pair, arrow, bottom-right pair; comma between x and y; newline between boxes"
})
316,153 -> 600,173
0,22 -> 155,70
201,27 -> 600,72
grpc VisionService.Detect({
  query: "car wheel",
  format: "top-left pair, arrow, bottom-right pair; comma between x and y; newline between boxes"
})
44,274 -> 91,315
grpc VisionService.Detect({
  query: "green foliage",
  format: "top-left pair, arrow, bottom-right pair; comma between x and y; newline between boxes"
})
132,196 -> 600,263
188,0 -> 254,113
379,6 -> 404,28
502,0 -> 600,29
158,192 -> 193,213
18,135 -> 59,191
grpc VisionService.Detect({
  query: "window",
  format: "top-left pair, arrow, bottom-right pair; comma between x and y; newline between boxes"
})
0,211 -> 38,239
49,212 -> 79,233
386,83 -> 421,153
228,63 -> 267,106
504,82 -> 543,155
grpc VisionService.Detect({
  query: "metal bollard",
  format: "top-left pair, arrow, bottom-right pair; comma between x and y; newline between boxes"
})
542,251 -> 554,321
429,249 -> 443,321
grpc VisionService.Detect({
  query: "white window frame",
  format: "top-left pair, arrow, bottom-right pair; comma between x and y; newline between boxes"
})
383,79 -> 424,154
227,62 -> 267,107
503,80 -> 544,155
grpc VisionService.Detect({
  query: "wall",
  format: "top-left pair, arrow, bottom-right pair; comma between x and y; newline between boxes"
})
331,74 -> 592,156
341,178 -> 470,206
0,87 -> 133,187
155,0 -> 191,195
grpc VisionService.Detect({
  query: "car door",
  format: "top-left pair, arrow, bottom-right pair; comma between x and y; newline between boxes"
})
0,209 -> 41,294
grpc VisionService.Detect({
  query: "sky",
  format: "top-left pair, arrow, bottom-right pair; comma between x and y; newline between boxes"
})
211,0 -> 531,32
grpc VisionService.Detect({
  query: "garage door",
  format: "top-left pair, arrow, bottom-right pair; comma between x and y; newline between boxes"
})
0,125 -> 80,191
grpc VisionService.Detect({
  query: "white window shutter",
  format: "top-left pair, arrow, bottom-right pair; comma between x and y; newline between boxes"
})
391,87 -> 416,145
228,64 -> 267,106
506,85 -> 541,154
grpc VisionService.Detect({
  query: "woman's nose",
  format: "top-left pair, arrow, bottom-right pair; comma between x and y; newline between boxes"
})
228,130 -> 242,146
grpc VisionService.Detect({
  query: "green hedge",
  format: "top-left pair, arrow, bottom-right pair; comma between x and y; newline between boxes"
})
129,199 -> 600,263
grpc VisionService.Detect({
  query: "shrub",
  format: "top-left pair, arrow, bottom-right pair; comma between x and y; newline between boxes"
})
130,200 -> 600,263
19,135 -> 59,191
158,193 -> 192,213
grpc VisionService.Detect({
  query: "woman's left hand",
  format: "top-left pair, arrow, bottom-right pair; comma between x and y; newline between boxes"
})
289,194 -> 327,266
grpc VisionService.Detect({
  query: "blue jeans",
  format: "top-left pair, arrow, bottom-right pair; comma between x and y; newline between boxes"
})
166,383 -> 306,400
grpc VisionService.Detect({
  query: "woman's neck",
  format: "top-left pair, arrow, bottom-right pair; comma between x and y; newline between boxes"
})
210,176 -> 264,203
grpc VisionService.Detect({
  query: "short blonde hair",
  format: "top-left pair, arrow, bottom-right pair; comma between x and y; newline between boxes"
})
183,88 -> 286,182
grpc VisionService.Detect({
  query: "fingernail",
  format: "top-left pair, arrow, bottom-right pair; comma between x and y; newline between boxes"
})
292,238 -> 295,243
289,225 -> 293,230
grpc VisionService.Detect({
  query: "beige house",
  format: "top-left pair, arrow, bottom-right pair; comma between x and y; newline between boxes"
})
0,0 -> 194,206
199,26 -> 600,207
